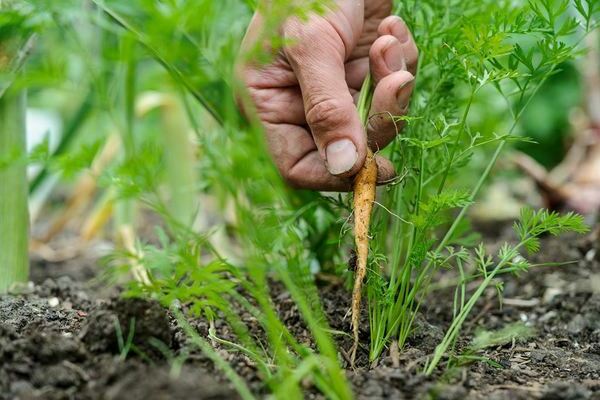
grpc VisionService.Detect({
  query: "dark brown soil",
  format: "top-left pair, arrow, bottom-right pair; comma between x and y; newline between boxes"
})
1,227 -> 599,399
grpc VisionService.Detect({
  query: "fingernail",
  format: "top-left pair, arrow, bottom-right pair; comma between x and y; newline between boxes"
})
326,139 -> 358,175
397,77 -> 415,109
384,38 -> 405,72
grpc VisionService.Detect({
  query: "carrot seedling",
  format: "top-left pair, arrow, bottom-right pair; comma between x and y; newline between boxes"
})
365,0 -> 599,366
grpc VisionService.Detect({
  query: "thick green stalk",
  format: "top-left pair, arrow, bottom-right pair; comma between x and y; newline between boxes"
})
115,44 -> 137,241
160,96 -> 198,226
0,91 -> 29,293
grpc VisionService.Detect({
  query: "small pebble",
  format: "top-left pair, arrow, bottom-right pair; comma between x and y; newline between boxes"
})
567,314 -> 587,334
520,313 -> 528,322
543,288 -> 563,304
585,249 -> 596,261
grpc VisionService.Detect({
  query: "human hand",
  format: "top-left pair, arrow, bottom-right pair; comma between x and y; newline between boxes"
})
240,0 -> 418,191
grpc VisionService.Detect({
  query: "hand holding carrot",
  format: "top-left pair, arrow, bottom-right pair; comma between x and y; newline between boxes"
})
240,0 -> 418,191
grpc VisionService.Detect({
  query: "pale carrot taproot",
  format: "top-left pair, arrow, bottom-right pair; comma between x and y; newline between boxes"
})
349,75 -> 377,366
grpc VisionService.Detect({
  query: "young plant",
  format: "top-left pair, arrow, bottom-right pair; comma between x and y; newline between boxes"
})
425,209 -> 588,374
365,0 -> 599,363
443,322 -> 534,373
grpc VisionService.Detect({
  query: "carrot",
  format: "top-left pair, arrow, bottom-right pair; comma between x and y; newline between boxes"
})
350,147 -> 377,365
349,75 -> 377,366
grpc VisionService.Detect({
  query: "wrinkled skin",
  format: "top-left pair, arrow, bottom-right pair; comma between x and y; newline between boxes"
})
240,0 -> 418,191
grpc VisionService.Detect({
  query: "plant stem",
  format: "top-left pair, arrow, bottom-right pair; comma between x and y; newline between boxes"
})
435,140 -> 506,253
436,92 -> 475,195
115,41 -> 138,249
177,312 -> 256,400
160,95 -> 198,226
0,90 -> 29,293
357,74 -> 374,122
424,244 -> 521,375
29,91 -> 94,194
434,72 -> 551,254
92,1 -> 224,125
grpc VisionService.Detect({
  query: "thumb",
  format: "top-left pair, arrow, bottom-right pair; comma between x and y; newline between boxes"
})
284,19 -> 366,177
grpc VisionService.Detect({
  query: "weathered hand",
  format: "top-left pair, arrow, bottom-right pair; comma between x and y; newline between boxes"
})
240,0 -> 418,191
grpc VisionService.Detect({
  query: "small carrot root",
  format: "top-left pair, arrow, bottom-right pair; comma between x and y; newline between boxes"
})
350,147 -> 378,366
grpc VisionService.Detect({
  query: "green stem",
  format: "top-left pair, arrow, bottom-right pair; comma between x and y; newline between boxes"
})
436,92 -> 475,195
421,73 -> 556,373
424,245 -> 521,375
160,96 -> 198,226
434,72 -> 551,254
92,0 -> 224,125
29,91 -> 94,194
177,312 -> 256,400
115,40 -> 137,236
435,140 -> 506,253
278,266 -> 352,400
357,74 -> 374,124
0,90 -> 29,293
371,59 -> 557,361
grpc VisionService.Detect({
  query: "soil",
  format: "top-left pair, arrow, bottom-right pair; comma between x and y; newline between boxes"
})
1,226 -> 599,399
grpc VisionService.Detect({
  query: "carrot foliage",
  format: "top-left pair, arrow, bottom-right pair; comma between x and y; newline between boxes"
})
364,0 -> 596,370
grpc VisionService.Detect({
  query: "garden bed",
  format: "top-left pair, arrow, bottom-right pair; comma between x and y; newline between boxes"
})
1,226 -> 599,400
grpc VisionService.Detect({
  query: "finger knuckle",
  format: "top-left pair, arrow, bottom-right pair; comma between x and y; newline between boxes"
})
248,88 -> 277,122
283,18 -> 330,59
283,16 -> 321,38
305,98 -> 349,131
280,168 -> 301,189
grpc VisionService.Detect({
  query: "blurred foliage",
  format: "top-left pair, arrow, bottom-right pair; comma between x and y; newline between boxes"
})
3,0 -> 352,397
518,62 -> 583,167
